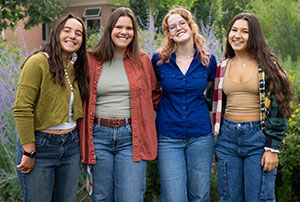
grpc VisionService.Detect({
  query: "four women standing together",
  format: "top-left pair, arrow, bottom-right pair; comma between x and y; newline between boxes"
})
13,6 -> 293,202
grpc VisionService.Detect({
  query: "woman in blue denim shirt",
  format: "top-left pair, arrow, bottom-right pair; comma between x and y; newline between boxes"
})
152,7 -> 217,202
212,13 -> 293,202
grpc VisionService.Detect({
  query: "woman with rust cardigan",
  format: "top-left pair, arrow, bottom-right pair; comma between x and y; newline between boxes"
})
78,7 -> 161,202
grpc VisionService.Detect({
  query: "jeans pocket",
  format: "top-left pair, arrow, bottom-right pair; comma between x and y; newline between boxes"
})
259,168 -> 277,200
217,159 -> 228,199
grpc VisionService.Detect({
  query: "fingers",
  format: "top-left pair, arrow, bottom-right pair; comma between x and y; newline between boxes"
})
17,155 -> 35,174
263,160 -> 278,172
17,164 -> 33,173
262,151 -> 278,172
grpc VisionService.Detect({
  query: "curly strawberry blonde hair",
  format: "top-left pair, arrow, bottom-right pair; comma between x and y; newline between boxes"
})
157,7 -> 210,66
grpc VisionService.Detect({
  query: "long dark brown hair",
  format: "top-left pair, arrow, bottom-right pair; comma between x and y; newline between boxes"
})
89,7 -> 141,64
225,13 -> 293,119
21,13 -> 89,100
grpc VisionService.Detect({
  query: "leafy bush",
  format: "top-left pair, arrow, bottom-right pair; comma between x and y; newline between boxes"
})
276,104 -> 300,202
0,43 -> 24,201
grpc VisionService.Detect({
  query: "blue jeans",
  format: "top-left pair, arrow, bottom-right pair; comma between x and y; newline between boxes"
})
15,128 -> 81,202
87,123 -> 147,202
158,133 -> 214,202
215,117 -> 276,202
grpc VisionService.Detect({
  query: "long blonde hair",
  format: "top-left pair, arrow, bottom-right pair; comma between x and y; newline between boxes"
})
157,7 -> 210,66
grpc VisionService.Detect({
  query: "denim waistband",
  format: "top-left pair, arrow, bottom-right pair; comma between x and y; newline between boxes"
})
222,116 -> 261,130
36,127 -> 77,138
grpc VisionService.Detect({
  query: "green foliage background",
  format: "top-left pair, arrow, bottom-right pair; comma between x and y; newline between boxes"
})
0,0 -> 300,201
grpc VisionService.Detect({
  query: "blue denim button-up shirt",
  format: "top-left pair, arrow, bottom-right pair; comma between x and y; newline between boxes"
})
152,51 -> 217,138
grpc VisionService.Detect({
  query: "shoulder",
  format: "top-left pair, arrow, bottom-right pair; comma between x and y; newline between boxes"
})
209,54 -> 216,62
139,50 -> 151,61
151,53 -> 161,65
219,57 -> 230,67
87,53 -> 99,62
22,52 -> 49,72
26,52 -> 48,65
208,54 -> 217,66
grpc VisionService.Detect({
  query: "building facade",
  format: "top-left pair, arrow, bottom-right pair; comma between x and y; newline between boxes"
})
1,0 -> 122,52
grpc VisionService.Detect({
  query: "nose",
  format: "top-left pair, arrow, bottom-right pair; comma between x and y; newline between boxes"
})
69,31 -> 76,39
235,30 -> 242,38
120,28 -> 127,34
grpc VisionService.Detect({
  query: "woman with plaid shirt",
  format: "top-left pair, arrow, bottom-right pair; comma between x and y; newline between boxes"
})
212,13 -> 293,202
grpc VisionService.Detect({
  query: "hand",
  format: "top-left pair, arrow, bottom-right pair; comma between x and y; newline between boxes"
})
261,150 -> 278,172
17,143 -> 36,174
17,155 -> 35,174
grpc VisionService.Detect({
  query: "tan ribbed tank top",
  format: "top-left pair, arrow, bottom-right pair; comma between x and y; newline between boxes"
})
223,60 -> 260,116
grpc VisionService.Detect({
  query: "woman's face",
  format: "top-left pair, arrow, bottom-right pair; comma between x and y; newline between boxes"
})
111,16 -> 134,55
228,19 -> 249,53
59,18 -> 83,57
167,13 -> 192,44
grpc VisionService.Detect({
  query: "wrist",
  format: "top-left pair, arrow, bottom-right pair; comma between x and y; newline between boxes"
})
23,150 -> 37,158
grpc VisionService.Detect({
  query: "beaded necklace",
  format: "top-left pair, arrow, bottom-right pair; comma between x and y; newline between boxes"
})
64,67 -> 73,91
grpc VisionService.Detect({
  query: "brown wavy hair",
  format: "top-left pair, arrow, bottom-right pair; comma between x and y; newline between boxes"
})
157,7 -> 210,66
89,7 -> 141,64
21,13 -> 89,100
225,13 -> 293,119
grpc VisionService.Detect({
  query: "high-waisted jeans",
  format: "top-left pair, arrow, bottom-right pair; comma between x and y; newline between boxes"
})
216,117 -> 276,202
86,123 -> 147,202
16,128 -> 81,202
158,133 -> 214,202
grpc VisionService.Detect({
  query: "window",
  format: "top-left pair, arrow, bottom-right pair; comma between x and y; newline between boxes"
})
42,24 -> 49,41
1,30 -> 4,41
111,7 -> 117,13
83,7 -> 101,35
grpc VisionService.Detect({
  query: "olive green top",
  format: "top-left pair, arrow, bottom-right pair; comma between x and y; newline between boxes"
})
13,52 -> 83,145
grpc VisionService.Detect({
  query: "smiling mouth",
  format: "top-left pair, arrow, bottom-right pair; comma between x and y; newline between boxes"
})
176,31 -> 185,37
232,40 -> 244,45
117,36 -> 129,41
65,41 -> 76,46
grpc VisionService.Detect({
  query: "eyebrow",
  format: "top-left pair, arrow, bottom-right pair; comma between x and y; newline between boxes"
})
64,26 -> 83,34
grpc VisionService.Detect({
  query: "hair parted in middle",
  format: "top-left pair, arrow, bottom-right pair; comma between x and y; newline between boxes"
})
21,13 -> 89,100
89,7 -> 141,64
157,7 -> 210,66
225,13 -> 293,119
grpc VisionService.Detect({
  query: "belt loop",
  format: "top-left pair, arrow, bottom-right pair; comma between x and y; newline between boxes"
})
249,121 -> 253,130
226,118 -> 229,129
125,118 -> 128,126
96,117 -> 100,125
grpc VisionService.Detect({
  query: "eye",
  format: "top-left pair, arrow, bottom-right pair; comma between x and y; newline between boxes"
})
63,28 -> 70,33
76,32 -> 82,37
169,25 -> 176,31
180,21 -> 187,26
